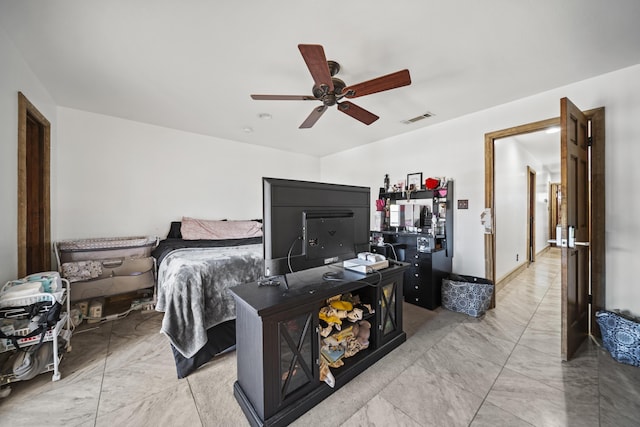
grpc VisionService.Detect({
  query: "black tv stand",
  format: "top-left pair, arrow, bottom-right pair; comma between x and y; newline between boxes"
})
230,262 -> 408,427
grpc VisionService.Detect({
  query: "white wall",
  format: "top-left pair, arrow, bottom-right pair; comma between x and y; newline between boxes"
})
3,17 -> 639,317
321,64 -> 640,317
494,140 -> 528,279
56,108 -> 320,240
494,137 -> 552,281
0,27 -> 57,284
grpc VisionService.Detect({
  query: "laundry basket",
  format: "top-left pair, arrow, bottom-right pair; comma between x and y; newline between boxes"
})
441,274 -> 494,317
595,310 -> 640,367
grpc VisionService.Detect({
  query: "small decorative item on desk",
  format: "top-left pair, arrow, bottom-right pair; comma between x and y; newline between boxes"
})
425,177 -> 446,191
407,172 -> 422,191
383,174 -> 390,192
425,177 -> 440,190
373,199 -> 385,231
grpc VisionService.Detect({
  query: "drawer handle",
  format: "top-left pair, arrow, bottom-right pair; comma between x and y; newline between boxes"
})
414,273 -> 419,277
414,285 -> 419,289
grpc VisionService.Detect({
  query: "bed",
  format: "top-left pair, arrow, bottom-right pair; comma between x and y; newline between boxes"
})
153,219 -> 264,378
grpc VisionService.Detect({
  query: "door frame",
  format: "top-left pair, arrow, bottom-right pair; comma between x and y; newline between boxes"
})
18,92 -> 52,277
484,107 -> 605,337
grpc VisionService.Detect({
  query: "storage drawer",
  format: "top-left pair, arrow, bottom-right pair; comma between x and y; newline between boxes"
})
403,288 -> 424,306
65,257 -> 155,302
404,279 -> 422,293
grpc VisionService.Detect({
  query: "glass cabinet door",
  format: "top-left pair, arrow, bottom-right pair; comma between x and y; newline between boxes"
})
380,281 -> 399,339
278,311 -> 315,404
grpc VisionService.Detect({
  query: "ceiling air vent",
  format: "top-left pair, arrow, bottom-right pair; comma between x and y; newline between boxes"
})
402,112 -> 434,124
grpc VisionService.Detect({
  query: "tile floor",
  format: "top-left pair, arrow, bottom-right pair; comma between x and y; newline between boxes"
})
1,248 -> 639,426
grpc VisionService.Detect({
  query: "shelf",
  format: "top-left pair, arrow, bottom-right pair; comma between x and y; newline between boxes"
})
0,313 -> 70,386
0,279 -> 72,389
379,187 -> 448,201
0,312 -> 69,353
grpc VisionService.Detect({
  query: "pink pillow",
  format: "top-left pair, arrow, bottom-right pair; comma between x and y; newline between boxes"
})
180,217 -> 262,240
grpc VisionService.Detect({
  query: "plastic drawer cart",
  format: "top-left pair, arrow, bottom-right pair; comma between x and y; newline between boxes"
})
0,274 -> 72,396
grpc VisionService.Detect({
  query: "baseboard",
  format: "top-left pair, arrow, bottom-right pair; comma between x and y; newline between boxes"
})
496,262 -> 528,293
496,245 -> 554,292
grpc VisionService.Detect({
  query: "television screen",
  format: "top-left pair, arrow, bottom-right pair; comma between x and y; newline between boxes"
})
263,177 -> 370,278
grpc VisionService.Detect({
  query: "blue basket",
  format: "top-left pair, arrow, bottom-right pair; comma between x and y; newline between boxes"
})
442,274 -> 494,317
595,310 -> 640,367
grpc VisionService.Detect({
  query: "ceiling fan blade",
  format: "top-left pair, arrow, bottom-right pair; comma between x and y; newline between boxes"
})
343,69 -> 411,98
337,101 -> 379,125
298,44 -> 334,92
299,105 -> 328,128
251,94 -> 317,101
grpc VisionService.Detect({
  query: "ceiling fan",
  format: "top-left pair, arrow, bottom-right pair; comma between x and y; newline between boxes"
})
251,44 -> 412,128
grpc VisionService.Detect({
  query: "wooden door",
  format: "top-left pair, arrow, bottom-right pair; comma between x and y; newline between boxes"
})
560,97 -> 590,361
26,113 -> 48,273
527,166 -> 536,263
18,92 -> 51,277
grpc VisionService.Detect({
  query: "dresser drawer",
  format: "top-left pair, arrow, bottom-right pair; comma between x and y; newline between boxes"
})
403,288 -> 429,308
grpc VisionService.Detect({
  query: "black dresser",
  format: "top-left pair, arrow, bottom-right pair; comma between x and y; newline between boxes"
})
372,232 -> 451,309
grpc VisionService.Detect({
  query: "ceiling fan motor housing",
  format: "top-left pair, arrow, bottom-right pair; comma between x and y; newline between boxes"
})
313,77 -> 346,106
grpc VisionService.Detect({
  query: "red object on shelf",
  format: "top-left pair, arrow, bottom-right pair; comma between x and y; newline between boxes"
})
425,177 -> 440,190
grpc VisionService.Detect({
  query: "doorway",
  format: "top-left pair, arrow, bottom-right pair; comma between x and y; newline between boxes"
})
18,92 -> 51,277
493,132 -> 555,287
549,182 -> 561,245
484,105 -> 606,357
527,166 -> 536,263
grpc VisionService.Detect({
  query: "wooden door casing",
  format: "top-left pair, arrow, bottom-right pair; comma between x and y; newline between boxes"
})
484,105 -> 605,353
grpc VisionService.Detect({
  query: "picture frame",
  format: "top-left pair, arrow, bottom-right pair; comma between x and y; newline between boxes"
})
406,172 -> 423,191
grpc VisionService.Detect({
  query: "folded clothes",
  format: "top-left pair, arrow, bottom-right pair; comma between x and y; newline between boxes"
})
25,272 -> 61,292
0,282 -> 43,303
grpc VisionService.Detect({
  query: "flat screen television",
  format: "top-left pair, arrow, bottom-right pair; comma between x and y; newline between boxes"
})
262,177 -> 371,281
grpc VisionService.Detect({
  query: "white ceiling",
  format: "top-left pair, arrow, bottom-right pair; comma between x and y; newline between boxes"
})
2,0 -> 639,157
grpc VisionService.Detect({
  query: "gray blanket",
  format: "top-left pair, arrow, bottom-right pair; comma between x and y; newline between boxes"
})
155,244 -> 263,358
